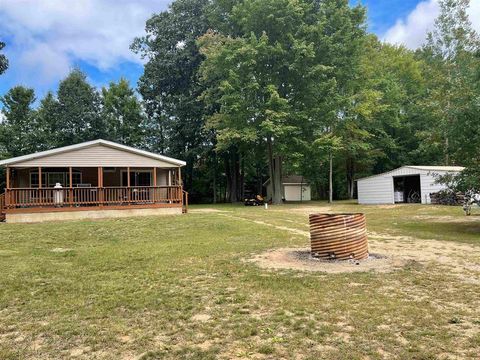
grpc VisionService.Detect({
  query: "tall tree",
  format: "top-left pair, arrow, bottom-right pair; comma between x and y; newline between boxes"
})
131,0 -> 212,193
0,86 -> 37,156
36,91 -> 61,151
56,69 -> 104,146
199,0 -> 367,204
101,79 -> 146,147
421,0 -> 480,165
0,41 -> 8,75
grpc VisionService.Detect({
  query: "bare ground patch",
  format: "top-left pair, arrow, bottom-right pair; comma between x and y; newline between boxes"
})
232,213 -> 480,276
248,248 -> 406,273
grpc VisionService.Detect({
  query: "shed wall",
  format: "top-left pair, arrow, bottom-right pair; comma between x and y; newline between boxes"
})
284,184 -> 311,201
358,167 -> 461,204
357,175 -> 394,204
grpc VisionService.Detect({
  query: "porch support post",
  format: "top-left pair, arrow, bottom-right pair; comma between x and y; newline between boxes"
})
38,166 -> 42,206
5,166 -> 10,207
98,167 -> 103,207
127,167 -> 131,204
178,167 -> 182,203
153,167 -> 157,204
6,166 -> 10,189
69,167 -> 73,206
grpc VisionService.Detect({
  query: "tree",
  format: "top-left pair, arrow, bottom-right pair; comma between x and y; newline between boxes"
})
36,91 -> 61,151
131,0 -> 213,193
421,0 -> 480,165
0,86 -> 37,156
101,79 -> 146,147
199,0 -> 367,204
0,41 -> 8,75
56,69 -> 104,146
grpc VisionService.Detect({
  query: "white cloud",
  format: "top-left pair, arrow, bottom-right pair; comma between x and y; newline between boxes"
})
383,0 -> 480,49
0,0 -> 171,88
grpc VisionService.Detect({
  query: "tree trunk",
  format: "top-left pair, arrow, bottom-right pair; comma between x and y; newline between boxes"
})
267,137 -> 283,205
273,155 -> 283,205
213,153 -> 217,204
329,151 -> 333,204
346,158 -> 355,199
445,137 -> 449,165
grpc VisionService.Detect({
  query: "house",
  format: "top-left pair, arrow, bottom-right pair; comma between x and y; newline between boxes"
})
0,139 -> 188,223
356,165 -> 464,205
265,175 -> 311,202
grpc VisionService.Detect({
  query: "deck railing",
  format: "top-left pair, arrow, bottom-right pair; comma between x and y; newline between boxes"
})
4,186 -> 183,210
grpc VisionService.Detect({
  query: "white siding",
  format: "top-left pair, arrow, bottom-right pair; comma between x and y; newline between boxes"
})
358,166 -> 461,204
10,144 -> 179,168
358,175 -> 394,204
284,184 -> 311,201
420,171 -> 453,204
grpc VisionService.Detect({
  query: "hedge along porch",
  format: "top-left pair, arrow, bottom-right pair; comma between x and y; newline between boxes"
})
0,139 -> 188,223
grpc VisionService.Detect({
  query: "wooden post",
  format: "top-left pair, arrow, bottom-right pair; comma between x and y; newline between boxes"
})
5,166 -> 10,207
98,167 -> 103,207
178,167 -> 182,186
153,167 -> 157,203
6,166 -> 10,189
127,167 -> 131,204
69,167 -> 73,206
38,167 -> 42,205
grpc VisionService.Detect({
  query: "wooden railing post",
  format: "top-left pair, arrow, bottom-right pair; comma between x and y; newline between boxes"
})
127,167 -> 131,205
98,167 -> 103,207
69,167 -> 73,206
38,167 -> 42,206
5,167 -> 10,208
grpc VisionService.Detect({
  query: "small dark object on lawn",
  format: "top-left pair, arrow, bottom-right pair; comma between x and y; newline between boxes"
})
244,194 -> 265,206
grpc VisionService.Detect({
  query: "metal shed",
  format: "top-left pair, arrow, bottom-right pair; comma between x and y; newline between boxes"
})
356,166 -> 464,205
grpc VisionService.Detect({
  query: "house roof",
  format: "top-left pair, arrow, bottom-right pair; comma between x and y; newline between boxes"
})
356,165 -> 465,181
0,139 -> 186,167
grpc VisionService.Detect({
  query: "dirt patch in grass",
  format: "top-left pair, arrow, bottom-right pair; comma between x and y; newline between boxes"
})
248,247 -> 406,273
190,208 -> 230,214
249,235 -> 480,276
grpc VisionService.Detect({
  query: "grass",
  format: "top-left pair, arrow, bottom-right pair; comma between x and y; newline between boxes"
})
0,202 -> 479,359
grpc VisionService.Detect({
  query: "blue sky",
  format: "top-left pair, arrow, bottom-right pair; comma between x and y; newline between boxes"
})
0,0 -> 479,103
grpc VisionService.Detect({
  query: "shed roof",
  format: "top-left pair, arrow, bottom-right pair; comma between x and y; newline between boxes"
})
0,139 -> 186,167
356,165 -> 464,182
263,175 -> 309,186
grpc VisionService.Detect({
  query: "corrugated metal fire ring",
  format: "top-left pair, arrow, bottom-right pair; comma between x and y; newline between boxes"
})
309,213 -> 368,260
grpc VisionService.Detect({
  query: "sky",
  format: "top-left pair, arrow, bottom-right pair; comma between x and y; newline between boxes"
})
0,0 -> 479,102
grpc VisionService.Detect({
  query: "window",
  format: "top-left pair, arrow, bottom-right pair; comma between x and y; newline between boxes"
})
30,171 -> 82,187
121,171 -> 152,186
30,172 -> 47,188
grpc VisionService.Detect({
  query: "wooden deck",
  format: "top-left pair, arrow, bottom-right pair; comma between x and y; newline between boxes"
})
1,186 -> 188,217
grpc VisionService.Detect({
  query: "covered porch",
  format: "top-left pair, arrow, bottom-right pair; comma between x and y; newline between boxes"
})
0,140 -> 188,222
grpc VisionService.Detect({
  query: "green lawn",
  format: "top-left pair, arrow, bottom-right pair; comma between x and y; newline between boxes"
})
0,202 -> 479,359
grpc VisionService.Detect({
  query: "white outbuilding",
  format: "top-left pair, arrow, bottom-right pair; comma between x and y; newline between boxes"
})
264,175 -> 311,202
357,166 -> 464,205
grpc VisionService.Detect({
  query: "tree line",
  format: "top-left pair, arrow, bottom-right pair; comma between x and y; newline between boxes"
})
1,0 -> 479,203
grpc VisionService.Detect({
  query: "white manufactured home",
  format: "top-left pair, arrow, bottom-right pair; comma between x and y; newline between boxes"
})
357,166 -> 464,205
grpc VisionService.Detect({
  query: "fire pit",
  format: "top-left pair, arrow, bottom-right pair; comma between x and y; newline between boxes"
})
309,213 -> 368,260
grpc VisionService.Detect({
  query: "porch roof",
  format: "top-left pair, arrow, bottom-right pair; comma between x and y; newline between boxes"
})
0,139 -> 186,168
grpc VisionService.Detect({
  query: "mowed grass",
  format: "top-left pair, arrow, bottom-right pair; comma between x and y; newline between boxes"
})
0,202 -> 479,359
